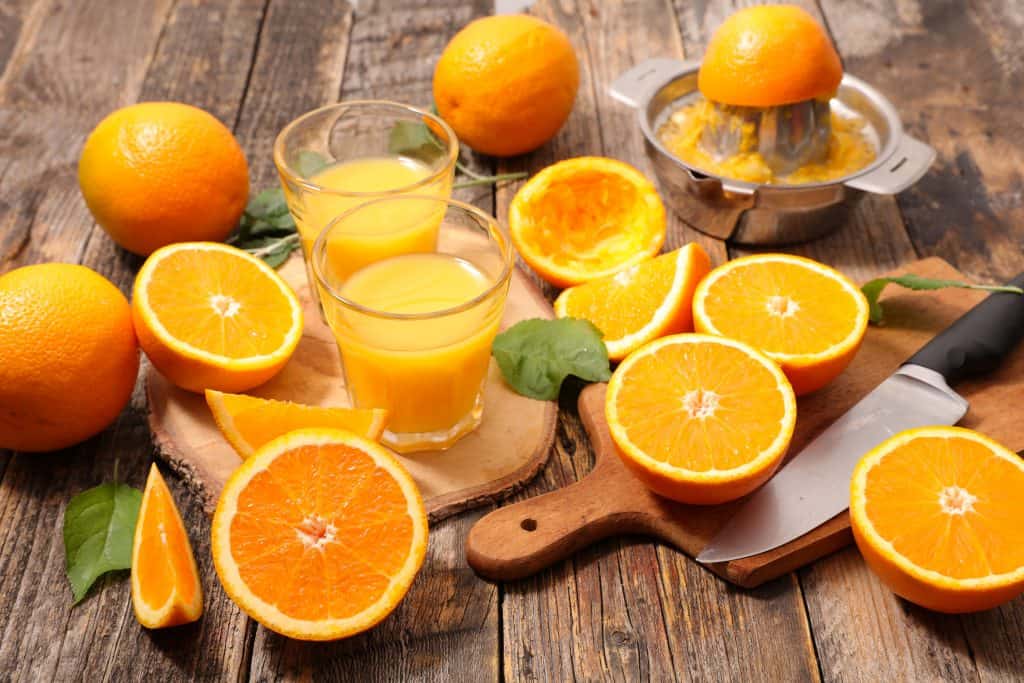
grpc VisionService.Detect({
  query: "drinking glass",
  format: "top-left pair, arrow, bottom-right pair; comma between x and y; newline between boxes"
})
274,101 -> 458,305
312,196 -> 512,453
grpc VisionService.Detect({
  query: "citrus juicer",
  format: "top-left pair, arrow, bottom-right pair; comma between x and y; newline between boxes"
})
700,99 -> 832,176
609,58 -> 935,245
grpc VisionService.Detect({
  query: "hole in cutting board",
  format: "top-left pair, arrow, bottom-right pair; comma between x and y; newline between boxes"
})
520,518 -> 537,532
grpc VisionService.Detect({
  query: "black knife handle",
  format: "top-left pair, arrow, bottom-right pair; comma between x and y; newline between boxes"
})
905,272 -> 1024,384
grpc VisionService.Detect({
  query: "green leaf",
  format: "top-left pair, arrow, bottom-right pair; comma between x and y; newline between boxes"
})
492,318 -> 612,400
388,119 -> 443,159
295,150 -> 330,178
63,482 -> 142,604
241,233 -> 301,268
862,274 -> 1024,324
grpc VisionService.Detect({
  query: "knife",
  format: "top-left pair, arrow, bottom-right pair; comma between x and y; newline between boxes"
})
697,273 -> 1024,564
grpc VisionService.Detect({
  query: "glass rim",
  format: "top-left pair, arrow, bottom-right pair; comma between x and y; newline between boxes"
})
272,100 -> 459,198
311,195 -> 513,321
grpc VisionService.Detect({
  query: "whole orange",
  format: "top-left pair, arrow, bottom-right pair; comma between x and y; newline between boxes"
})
78,102 -> 249,256
698,5 -> 842,107
433,15 -> 579,157
0,264 -> 139,452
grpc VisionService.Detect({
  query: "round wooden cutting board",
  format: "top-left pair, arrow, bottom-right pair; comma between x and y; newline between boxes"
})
147,253 -> 557,522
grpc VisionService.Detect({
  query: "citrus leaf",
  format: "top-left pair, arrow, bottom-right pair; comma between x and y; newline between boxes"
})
295,150 -> 330,178
492,318 -> 612,400
862,274 -> 1023,324
63,482 -> 142,604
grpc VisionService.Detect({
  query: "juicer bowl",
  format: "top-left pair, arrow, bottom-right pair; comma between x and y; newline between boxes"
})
609,59 -> 935,245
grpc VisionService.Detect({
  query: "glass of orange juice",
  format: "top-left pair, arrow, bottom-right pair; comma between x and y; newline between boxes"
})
312,196 -> 513,453
273,101 -> 458,304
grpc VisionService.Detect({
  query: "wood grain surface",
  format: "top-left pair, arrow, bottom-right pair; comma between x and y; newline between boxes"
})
467,258 -> 1024,587
2,0 -> 1024,681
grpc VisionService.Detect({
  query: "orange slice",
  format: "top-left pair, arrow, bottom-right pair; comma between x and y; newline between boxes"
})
211,428 -> 428,640
131,464 -> 203,629
132,242 -> 303,394
851,426 -> 1024,613
509,157 -> 666,288
692,254 -> 868,396
605,334 -> 796,505
205,390 -> 388,459
554,243 -> 711,361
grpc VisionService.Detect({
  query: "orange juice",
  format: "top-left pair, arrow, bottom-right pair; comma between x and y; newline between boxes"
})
294,156 -> 451,281
326,252 -> 506,446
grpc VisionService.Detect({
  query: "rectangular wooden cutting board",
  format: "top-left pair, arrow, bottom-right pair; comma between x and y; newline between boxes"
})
466,257 -> 1024,587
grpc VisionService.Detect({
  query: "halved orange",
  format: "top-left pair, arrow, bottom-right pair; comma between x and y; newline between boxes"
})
211,428 -> 428,640
698,5 -> 842,107
692,254 -> 868,396
132,242 -> 303,394
554,243 -> 711,361
205,390 -> 388,459
131,464 -> 203,629
605,334 -> 796,505
509,157 -> 666,288
851,426 -> 1024,613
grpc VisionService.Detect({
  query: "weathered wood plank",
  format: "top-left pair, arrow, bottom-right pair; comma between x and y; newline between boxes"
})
816,2 -> 1024,681
243,3 -> 499,680
821,0 -> 1024,283
495,1 -> 818,680
0,1 -> 269,681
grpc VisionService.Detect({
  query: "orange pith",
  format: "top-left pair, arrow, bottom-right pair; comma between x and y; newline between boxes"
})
851,427 -> 1024,613
205,389 -> 388,459
211,428 -> 428,641
131,464 -> 203,629
605,334 -> 796,505
554,243 -> 711,361
132,242 -> 303,394
698,5 -> 843,108
692,254 -> 868,396
509,157 -> 666,288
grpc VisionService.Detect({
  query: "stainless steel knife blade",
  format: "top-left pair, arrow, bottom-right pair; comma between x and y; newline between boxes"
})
696,364 -> 969,564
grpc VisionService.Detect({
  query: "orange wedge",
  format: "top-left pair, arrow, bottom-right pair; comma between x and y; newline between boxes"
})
211,428 -> 428,640
851,426 -> 1024,613
131,464 -> 203,629
205,390 -> 388,459
132,242 -> 303,394
692,254 -> 869,395
554,243 -> 711,361
509,157 -> 666,288
605,334 -> 796,505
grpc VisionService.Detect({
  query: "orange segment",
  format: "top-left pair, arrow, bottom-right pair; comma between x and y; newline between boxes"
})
605,334 -> 796,504
132,242 -> 303,393
211,428 -> 428,640
698,5 -> 842,107
205,390 -> 388,459
509,157 -> 666,288
131,464 -> 203,629
851,427 -> 1024,613
692,254 -> 868,395
554,244 -> 711,360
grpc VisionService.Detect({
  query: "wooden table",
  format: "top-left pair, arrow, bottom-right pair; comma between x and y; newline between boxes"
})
2,1 -> 1022,680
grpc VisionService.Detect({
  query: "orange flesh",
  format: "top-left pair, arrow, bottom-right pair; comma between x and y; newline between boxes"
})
144,248 -> 295,358
612,342 -> 788,471
210,391 -> 386,452
137,473 -> 198,608
517,170 -> 656,271
561,250 -> 680,339
864,436 -> 1024,580
228,443 -> 414,620
699,260 -> 860,355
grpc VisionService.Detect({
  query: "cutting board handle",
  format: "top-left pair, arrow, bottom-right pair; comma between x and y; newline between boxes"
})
465,465 -> 635,581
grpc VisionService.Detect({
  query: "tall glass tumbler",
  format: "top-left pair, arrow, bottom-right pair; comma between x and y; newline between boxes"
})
312,196 -> 513,453
274,101 -> 458,307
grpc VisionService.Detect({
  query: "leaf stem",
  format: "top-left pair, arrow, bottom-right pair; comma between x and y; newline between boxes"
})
245,233 -> 300,257
454,171 -> 527,189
